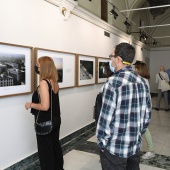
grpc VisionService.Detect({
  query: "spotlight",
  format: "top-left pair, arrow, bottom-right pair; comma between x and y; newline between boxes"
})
110,7 -> 118,19
153,40 -> 157,46
144,35 -> 148,40
124,18 -> 131,28
140,31 -> 148,40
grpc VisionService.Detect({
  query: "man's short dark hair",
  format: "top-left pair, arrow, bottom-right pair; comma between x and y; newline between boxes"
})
115,43 -> 135,63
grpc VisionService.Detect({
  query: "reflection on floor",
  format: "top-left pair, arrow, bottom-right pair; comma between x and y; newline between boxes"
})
22,96 -> 170,170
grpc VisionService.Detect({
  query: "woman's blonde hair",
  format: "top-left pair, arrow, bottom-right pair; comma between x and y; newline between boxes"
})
38,56 -> 58,82
135,63 -> 150,79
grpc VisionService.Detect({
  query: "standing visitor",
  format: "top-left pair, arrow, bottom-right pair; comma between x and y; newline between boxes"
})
155,66 -> 169,111
96,43 -> 151,170
135,62 -> 155,160
25,56 -> 64,170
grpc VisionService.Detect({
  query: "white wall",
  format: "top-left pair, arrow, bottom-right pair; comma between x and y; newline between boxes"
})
0,0 -> 148,169
149,47 -> 170,93
78,0 -> 101,18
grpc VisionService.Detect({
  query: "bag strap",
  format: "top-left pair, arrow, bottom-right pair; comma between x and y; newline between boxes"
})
159,73 -> 164,80
36,79 -> 52,123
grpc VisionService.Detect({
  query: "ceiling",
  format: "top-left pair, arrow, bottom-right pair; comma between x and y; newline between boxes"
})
77,0 -> 170,47
125,0 -> 170,47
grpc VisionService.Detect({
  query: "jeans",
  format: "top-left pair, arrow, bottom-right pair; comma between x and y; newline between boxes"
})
144,128 -> 154,151
156,89 -> 168,109
100,148 -> 140,170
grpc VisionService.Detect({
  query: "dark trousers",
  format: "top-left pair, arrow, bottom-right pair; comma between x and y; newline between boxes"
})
100,148 -> 140,170
36,126 -> 64,170
168,90 -> 170,104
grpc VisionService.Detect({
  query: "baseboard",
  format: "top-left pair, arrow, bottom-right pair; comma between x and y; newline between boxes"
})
5,121 -> 96,170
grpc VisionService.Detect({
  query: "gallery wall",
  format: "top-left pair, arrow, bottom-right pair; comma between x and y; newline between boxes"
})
0,0 -> 149,169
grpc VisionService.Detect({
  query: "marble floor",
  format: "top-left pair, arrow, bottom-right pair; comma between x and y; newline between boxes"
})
22,96 -> 170,170
63,96 -> 170,170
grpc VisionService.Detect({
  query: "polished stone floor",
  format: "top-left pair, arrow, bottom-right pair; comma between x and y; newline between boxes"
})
19,96 -> 170,170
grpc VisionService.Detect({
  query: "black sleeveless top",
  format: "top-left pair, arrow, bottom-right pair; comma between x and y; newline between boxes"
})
31,79 -> 61,127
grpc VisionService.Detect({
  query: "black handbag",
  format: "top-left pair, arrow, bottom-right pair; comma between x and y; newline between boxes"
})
34,82 -> 53,135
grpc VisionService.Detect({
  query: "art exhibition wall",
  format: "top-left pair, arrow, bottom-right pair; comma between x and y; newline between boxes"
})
0,0 -> 150,169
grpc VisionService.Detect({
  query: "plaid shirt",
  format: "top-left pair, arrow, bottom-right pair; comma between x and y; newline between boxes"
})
96,66 -> 151,158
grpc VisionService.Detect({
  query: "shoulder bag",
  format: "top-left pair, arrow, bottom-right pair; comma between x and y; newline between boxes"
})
34,81 -> 53,135
159,73 -> 170,92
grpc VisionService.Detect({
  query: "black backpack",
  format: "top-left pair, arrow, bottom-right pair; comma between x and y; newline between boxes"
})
94,92 -> 103,123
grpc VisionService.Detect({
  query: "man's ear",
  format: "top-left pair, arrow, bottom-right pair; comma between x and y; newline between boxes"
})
117,56 -> 122,63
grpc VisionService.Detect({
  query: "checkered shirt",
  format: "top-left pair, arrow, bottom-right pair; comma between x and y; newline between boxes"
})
96,66 -> 152,158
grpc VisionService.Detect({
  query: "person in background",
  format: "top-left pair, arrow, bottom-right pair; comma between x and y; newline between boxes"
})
96,42 -> 151,170
133,60 -> 143,66
166,68 -> 170,105
25,56 -> 64,170
135,62 -> 155,160
155,66 -> 169,111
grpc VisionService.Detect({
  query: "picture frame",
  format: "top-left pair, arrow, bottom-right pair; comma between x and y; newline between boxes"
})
34,48 -> 76,89
96,57 -> 110,84
0,42 -> 33,97
76,54 -> 96,86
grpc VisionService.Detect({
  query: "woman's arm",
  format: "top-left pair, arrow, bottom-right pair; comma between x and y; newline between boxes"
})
25,80 -> 50,111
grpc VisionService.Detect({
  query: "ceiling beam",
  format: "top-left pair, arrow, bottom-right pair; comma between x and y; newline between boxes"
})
153,36 -> 170,39
120,4 -> 170,12
139,23 -> 170,28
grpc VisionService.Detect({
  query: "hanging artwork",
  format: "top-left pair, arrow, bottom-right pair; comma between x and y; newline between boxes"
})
0,42 -> 33,97
96,57 -> 109,84
76,55 -> 96,86
34,48 -> 76,89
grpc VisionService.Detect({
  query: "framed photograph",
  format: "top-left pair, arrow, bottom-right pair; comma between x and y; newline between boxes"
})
96,57 -> 109,84
76,55 -> 96,86
34,48 -> 76,89
0,42 -> 33,97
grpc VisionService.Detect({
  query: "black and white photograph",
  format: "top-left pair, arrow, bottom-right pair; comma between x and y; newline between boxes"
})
80,60 -> 93,80
77,55 -> 96,86
96,58 -> 109,84
0,42 -> 33,97
99,61 -> 107,79
35,48 -> 76,89
0,53 -> 25,87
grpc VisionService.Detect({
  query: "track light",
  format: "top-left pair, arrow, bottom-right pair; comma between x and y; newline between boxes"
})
153,40 -> 157,46
140,32 -> 148,40
146,40 -> 158,46
110,7 -> 118,19
124,18 -> 131,28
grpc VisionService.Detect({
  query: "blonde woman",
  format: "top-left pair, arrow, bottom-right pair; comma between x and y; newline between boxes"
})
25,56 -> 64,170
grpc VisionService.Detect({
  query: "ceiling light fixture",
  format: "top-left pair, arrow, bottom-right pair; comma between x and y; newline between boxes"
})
110,6 -> 119,19
140,31 -> 148,40
153,40 -> 157,46
124,18 -> 131,29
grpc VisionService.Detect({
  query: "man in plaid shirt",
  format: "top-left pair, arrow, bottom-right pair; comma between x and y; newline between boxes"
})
96,43 -> 152,170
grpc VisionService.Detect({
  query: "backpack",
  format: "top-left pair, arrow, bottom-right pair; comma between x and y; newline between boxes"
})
94,92 -> 103,123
